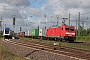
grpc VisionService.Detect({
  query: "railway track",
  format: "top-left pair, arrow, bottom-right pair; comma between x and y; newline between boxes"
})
3,39 -> 90,60
72,42 -> 90,47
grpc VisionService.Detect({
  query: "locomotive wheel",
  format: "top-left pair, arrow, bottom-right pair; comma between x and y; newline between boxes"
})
60,39 -> 62,42
70,40 -> 74,43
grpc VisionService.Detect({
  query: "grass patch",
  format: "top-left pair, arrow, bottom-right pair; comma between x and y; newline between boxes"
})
59,42 -> 90,50
0,42 -> 26,60
76,35 -> 90,43
20,37 -> 56,45
0,34 -> 3,38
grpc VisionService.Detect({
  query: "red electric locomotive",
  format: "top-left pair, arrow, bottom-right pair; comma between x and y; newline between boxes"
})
46,24 -> 76,42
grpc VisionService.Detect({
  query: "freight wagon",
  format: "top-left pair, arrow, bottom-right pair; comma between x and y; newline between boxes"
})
23,28 -> 47,39
27,30 -> 30,36
19,32 -> 25,37
39,28 -> 46,36
31,29 -> 39,38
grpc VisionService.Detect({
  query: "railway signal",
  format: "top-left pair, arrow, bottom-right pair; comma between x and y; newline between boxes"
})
0,20 -> 1,27
13,17 -> 15,25
20,27 -> 22,32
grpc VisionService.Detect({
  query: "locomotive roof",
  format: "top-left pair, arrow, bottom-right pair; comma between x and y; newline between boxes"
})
48,24 -> 75,29
5,27 -> 10,30
62,24 -> 75,27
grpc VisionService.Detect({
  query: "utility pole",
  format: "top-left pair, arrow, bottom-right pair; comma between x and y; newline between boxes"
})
81,21 -> 84,30
0,15 -> 2,32
13,17 -> 15,38
82,22 -> 84,30
78,12 -> 80,35
69,13 -> 70,26
56,15 -> 59,27
76,20 -> 77,30
20,27 -> 22,32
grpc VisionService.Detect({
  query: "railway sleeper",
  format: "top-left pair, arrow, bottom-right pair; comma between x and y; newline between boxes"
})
53,48 -> 56,50
41,48 -> 44,50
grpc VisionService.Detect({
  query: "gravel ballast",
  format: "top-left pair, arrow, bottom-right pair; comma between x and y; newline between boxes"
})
0,39 -> 81,60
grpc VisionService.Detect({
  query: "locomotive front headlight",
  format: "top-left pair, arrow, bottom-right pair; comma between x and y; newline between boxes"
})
72,33 -> 75,35
66,32 -> 69,34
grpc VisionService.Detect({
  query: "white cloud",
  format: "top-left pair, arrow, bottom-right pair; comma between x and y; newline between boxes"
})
8,0 -> 30,7
1,0 -> 90,33
0,0 -> 30,18
0,0 -> 30,32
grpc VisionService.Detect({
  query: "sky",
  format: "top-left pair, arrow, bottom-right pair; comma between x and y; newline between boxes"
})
0,0 -> 90,33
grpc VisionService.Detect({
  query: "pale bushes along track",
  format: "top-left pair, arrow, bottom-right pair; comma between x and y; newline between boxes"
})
2,39 -> 90,60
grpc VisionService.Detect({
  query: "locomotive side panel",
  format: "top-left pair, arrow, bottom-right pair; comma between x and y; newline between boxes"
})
54,27 -> 61,36
46,28 -> 56,37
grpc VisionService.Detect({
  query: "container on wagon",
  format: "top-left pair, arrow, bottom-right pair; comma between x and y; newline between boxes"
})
27,30 -> 31,36
19,32 -> 25,37
25,31 -> 28,36
19,32 -> 23,37
39,28 -> 46,36
31,29 -> 39,36
22,32 -> 25,36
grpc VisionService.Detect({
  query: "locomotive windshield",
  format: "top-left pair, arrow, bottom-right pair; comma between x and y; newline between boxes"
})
70,28 -> 74,31
5,30 -> 9,34
66,28 -> 74,31
66,28 -> 69,30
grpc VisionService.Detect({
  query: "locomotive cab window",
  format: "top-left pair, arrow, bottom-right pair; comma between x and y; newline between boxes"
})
66,28 -> 74,31
5,30 -> 9,34
66,28 -> 69,30
70,28 -> 74,31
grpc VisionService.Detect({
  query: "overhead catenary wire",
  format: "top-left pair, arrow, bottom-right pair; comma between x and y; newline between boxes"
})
68,11 -> 90,28
30,0 -> 38,5
3,0 -> 30,18
0,0 -> 37,32
12,0 -> 41,19
15,0 -> 30,6
30,0 -> 60,17
70,11 -> 90,18
80,12 -> 90,16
